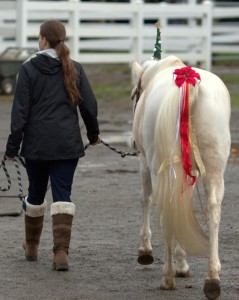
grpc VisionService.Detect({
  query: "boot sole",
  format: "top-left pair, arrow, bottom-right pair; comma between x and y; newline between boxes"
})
52,264 -> 69,271
23,243 -> 38,261
26,255 -> 38,261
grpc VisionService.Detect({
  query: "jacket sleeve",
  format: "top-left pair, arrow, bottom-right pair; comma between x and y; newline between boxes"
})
5,64 -> 31,157
77,65 -> 100,144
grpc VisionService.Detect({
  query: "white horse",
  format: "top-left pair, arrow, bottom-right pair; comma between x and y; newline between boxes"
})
131,55 -> 231,299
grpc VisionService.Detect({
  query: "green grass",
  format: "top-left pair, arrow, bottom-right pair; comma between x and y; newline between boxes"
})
1,65 -> 239,107
83,63 -> 132,103
92,82 -> 131,102
219,74 -> 239,106
220,74 -> 239,84
231,95 -> 239,106
0,95 -> 13,103
213,55 -> 239,66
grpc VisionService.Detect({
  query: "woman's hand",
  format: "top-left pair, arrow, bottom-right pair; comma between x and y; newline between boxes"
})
91,136 -> 101,146
5,156 -> 14,160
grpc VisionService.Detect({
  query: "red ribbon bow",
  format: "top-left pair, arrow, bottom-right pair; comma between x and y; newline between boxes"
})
173,66 -> 201,88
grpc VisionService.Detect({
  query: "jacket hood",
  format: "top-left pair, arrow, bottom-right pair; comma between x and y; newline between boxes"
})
30,54 -> 62,75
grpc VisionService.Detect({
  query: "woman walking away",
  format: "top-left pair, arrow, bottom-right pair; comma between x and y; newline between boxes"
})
5,20 -> 100,271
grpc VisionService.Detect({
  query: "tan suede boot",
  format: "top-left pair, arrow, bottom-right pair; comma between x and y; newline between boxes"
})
51,202 -> 75,271
23,198 -> 47,261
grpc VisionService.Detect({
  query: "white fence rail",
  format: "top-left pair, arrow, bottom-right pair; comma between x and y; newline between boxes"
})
212,5 -> 239,59
0,0 -> 238,70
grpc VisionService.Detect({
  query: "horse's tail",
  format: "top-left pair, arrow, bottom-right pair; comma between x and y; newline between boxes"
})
154,84 -> 208,256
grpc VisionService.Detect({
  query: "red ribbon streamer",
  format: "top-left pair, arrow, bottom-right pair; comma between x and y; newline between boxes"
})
180,83 -> 196,186
173,66 -> 201,187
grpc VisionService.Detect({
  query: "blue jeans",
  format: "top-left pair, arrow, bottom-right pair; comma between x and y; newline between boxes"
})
25,158 -> 79,205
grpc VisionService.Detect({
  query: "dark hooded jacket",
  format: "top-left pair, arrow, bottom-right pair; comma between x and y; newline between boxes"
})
5,54 -> 99,160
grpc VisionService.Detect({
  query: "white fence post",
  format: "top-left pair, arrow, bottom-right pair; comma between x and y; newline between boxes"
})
202,0 -> 213,70
158,2 -> 167,29
132,0 -> 143,63
16,0 -> 28,47
69,0 -> 79,61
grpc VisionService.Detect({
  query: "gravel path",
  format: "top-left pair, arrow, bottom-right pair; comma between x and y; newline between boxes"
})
0,88 -> 239,299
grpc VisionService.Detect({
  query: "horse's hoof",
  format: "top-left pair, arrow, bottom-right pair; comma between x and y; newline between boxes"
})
203,279 -> 221,300
160,277 -> 176,290
175,270 -> 190,278
137,254 -> 154,265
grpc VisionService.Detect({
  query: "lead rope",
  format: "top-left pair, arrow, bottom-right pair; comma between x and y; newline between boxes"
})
85,139 -> 138,158
0,140 -> 137,202
0,155 -> 26,202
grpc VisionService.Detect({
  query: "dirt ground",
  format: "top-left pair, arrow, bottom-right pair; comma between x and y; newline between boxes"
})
0,65 -> 239,300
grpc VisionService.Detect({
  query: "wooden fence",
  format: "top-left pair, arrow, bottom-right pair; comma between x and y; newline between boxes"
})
0,0 -> 238,70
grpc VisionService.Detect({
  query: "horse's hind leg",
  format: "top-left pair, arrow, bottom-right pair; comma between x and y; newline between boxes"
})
203,173 -> 224,300
137,158 -> 154,265
160,237 -> 176,290
174,243 -> 190,278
